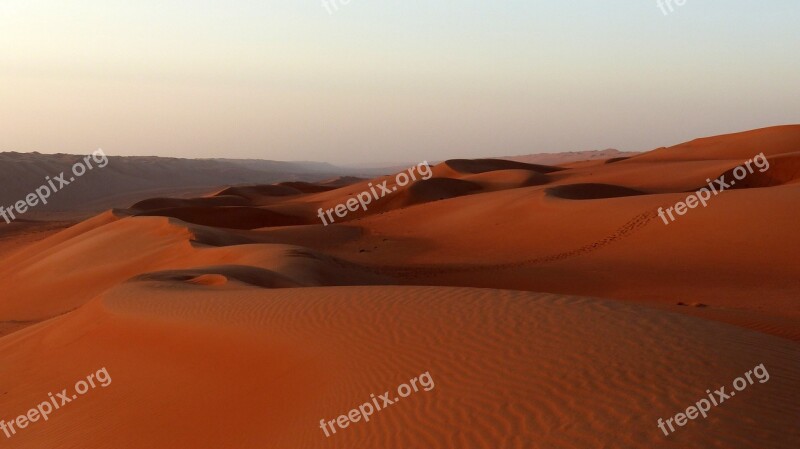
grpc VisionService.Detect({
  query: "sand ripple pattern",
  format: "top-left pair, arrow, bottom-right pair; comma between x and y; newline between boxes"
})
94,285 -> 800,449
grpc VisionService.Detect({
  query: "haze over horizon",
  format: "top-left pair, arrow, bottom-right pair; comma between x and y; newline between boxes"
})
2,1 -> 799,164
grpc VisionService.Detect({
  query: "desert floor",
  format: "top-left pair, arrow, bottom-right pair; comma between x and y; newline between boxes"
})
1,125 -> 798,448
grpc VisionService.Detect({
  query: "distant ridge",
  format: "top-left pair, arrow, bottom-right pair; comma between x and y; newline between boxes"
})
0,152 -> 350,217
503,149 -> 640,166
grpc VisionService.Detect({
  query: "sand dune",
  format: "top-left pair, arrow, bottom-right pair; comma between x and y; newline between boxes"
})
442,158 -> 563,174
136,206 -> 310,230
1,125 -> 799,448
462,169 -> 550,190
391,178 -> 483,206
632,125 -> 800,161
719,151 -> 800,188
3,126 -> 799,339
0,213 -> 390,320
504,149 -> 641,166
546,183 -> 647,200
0,284 -> 797,448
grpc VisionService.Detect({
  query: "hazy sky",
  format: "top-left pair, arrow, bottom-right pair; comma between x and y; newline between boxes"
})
1,1 -> 798,165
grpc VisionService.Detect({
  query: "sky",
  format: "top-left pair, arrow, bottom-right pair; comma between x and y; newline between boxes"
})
1,1 -> 798,165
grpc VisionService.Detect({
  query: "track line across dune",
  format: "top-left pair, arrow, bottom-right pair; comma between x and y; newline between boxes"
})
355,209 -> 659,278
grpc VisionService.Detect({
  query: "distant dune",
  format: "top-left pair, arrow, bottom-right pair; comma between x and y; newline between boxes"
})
1,125 -> 798,448
503,148 -> 641,166
0,150 -> 638,219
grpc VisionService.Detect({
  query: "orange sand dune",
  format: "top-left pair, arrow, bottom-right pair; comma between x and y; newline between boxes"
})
545,183 -> 646,200
439,158 -> 564,175
632,125 -> 800,161
0,284 -> 797,449
0,214 -> 388,320
1,125 -> 799,448
461,169 -> 550,190
3,126 -> 800,340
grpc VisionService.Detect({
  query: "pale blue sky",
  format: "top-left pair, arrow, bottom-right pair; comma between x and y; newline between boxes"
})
1,1 -> 798,164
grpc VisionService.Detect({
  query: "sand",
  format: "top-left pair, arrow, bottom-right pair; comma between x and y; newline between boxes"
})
0,125 -> 798,448
1,285 -> 798,448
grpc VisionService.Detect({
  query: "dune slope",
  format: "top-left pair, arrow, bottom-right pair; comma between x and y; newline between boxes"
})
0,284 -> 797,449
1,125 -> 799,448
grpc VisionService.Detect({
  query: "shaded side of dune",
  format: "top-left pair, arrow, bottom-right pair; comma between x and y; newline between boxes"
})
133,265 -> 303,288
131,196 -> 251,210
135,206 -> 310,230
546,183 -> 647,200
399,178 -> 484,204
717,152 -> 800,189
445,158 -> 565,174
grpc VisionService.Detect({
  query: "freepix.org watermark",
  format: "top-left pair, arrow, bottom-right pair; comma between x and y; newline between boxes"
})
322,0 -> 355,15
657,0 -> 688,16
319,371 -> 435,437
317,161 -> 433,226
657,363 -> 769,436
0,149 -> 109,224
658,152 -> 769,225
1,367 -> 112,440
